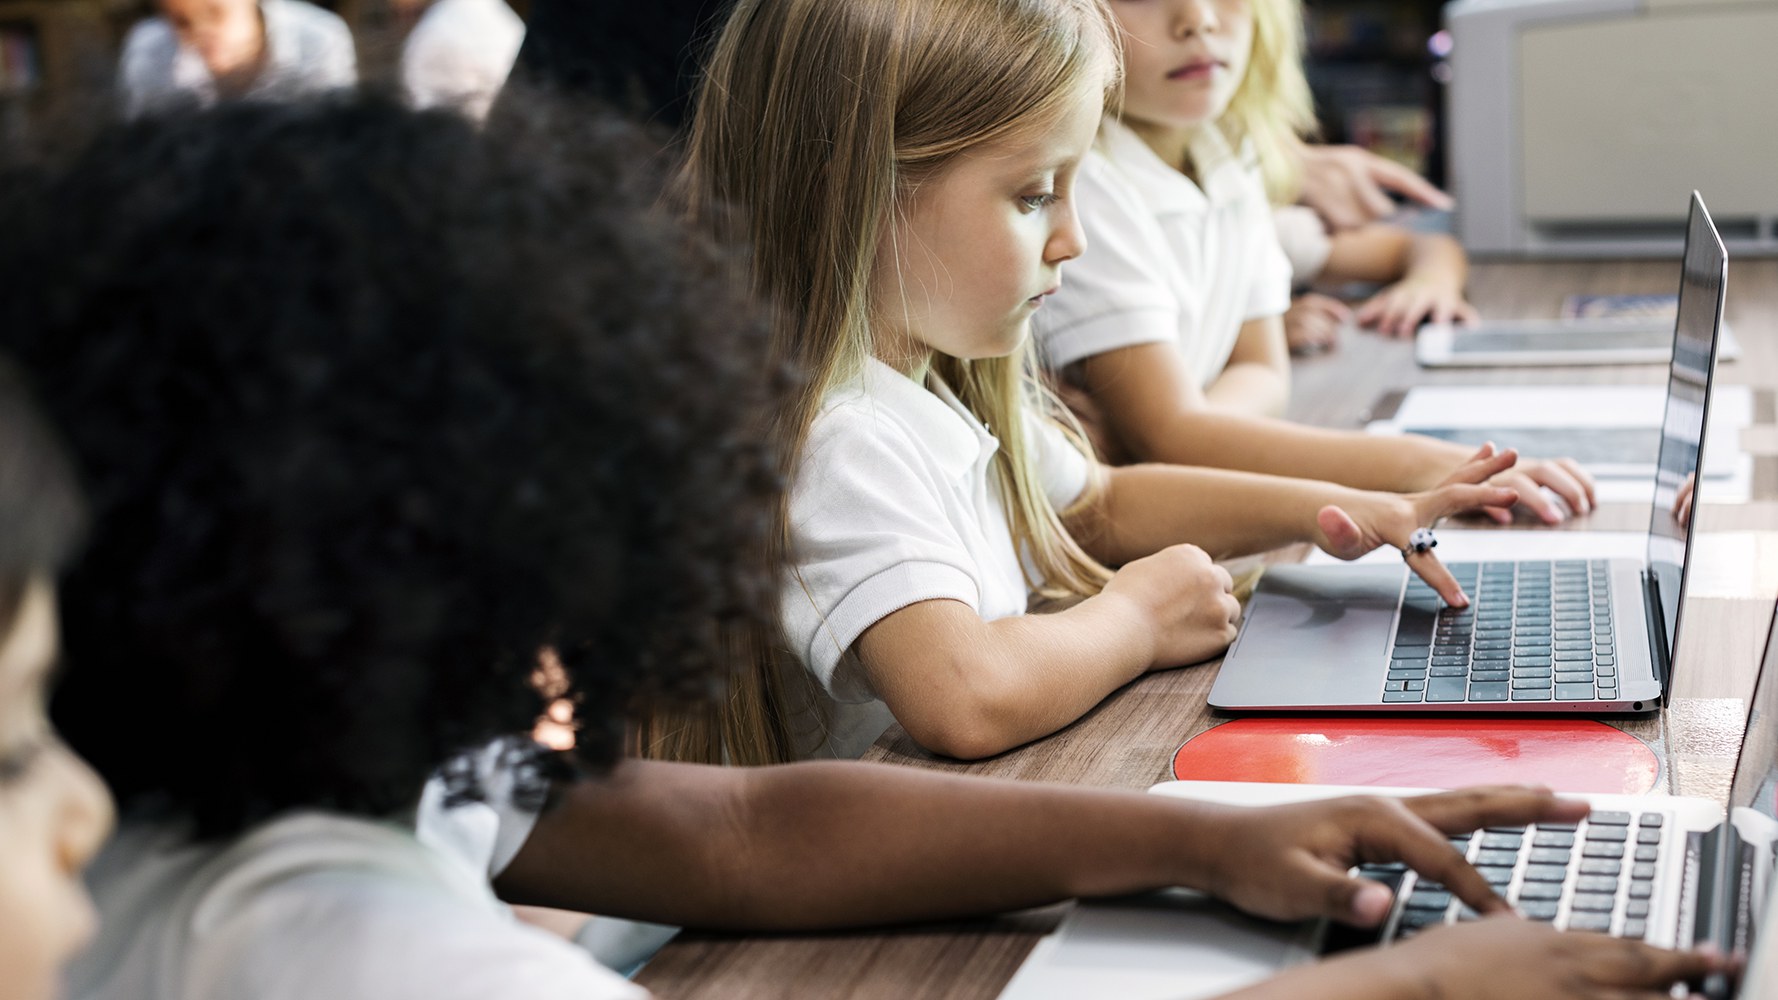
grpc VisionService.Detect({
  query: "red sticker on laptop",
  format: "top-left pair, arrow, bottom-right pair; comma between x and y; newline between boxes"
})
1172,718 -> 1659,794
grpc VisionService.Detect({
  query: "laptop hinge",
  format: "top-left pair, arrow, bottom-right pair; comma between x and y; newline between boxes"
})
1689,820 -> 1745,1000
1643,571 -> 1672,701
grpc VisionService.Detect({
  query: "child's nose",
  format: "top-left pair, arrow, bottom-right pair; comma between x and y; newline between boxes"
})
56,747 -> 114,876
1173,0 -> 1221,36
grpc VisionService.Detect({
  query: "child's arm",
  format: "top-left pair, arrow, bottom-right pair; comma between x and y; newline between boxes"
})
851,547 -> 1239,758
1072,341 -> 1596,523
1202,316 -> 1291,418
843,451 -> 1511,758
499,763 -> 1542,928
1316,227 -> 1476,338
497,766 -> 1719,996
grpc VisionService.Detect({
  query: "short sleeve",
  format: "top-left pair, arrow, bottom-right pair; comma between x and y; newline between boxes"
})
307,12 -> 359,88
415,738 -> 542,880
116,20 -> 174,117
198,866 -> 649,1000
782,405 -> 983,700
1272,205 -> 1333,288
1033,154 -> 1179,373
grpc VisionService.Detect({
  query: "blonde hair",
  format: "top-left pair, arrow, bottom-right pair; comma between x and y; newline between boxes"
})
1218,0 -> 1317,202
660,0 -> 1119,765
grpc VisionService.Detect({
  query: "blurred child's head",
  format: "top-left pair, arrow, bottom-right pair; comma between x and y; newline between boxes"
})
0,95 -> 782,837
1106,0 -> 1313,200
156,0 -> 265,79
0,363 -> 111,1000
681,0 -> 1118,678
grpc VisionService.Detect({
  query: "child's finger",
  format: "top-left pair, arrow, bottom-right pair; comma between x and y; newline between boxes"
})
1405,546 -> 1468,607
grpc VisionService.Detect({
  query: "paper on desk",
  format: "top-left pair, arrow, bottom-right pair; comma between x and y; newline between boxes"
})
1302,530 -> 1647,567
1366,384 -> 1753,503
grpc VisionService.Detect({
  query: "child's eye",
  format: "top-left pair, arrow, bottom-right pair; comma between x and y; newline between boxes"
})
1018,192 -> 1058,212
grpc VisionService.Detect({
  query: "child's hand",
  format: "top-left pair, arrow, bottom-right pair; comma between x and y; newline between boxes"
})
1382,919 -> 1723,1000
1284,293 -> 1351,354
1354,273 -> 1478,338
1100,543 -> 1240,668
1673,471 -> 1697,525
1438,444 -> 1595,525
1192,786 -> 1586,926
1315,445 -> 1520,606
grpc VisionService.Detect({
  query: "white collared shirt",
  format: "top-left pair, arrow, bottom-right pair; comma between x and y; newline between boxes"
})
118,0 -> 357,118
68,812 -> 645,1000
1033,119 -> 1292,388
783,358 -> 1090,759
402,0 -> 526,122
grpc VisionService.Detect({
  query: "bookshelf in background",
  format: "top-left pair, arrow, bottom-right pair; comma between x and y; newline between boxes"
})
0,0 -> 137,141
1302,0 -> 1449,186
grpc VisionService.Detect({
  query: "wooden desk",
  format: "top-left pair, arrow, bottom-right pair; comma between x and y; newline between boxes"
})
637,258 -> 1778,1000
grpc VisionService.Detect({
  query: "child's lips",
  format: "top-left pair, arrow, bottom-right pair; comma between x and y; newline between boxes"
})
1167,59 -> 1223,80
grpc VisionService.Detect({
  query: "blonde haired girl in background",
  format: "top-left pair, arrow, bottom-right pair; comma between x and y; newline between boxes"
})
1033,0 -> 1596,525
672,0 -> 1524,765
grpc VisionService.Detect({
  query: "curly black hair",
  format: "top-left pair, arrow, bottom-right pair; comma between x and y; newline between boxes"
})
0,93 -> 784,836
0,360 -> 85,628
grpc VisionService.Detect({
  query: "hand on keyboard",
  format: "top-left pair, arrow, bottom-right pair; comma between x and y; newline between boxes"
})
1190,786 -> 1587,927
1380,918 -> 1722,1000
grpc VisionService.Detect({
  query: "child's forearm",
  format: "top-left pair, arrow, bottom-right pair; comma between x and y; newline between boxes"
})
496,760 -> 1223,929
851,594 -> 1160,759
1203,362 -> 1289,418
1083,462 -> 1358,564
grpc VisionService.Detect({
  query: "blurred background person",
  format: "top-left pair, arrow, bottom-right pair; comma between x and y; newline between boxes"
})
117,0 -> 356,117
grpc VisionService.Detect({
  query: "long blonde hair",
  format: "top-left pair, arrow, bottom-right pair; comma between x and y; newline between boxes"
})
658,0 -> 1119,764
1218,0 -> 1317,202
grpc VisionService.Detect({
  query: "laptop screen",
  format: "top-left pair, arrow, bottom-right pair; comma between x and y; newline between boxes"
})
1646,192 -> 1728,663
1731,597 -> 1778,821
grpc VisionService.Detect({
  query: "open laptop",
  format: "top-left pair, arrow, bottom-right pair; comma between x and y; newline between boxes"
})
1417,315 -> 1740,368
1209,192 -> 1727,715
998,588 -> 1778,1000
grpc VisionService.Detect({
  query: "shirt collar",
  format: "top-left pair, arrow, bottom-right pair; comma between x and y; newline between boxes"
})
1097,118 -> 1252,214
853,357 -> 998,482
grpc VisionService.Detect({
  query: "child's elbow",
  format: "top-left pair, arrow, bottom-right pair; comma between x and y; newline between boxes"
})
895,672 -> 1032,761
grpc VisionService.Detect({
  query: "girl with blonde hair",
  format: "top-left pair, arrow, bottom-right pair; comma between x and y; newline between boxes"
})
678,0 -> 1524,764
1032,0 -> 1596,525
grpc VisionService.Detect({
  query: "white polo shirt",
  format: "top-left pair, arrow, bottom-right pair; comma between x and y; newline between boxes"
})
118,0 -> 357,118
402,0 -> 527,122
783,358 -> 1091,758
1033,119 -> 1293,389
68,814 -> 646,1000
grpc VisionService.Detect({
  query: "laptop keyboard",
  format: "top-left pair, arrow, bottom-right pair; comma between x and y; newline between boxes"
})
1385,560 -> 1617,704
1334,809 -> 1668,949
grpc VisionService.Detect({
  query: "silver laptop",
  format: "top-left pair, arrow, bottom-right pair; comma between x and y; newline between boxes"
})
998,586 -> 1778,1000
1210,192 -> 1726,715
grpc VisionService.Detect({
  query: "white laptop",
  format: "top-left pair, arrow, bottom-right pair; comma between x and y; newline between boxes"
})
1208,193 -> 1726,715
1416,311 -> 1739,368
999,589 -> 1778,1000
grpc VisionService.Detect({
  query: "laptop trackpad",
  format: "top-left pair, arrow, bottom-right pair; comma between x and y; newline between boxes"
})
1213,563 -> 1404,708
996,890 -> 1312,1000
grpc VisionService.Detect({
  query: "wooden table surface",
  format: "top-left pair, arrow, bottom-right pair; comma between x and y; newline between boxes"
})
637,258 -> 1778,1000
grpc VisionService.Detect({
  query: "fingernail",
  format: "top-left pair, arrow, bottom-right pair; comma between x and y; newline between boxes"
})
1451,591 -> 1470,608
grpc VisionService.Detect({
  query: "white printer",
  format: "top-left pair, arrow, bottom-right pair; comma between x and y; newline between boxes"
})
1446,0 -> 1778,256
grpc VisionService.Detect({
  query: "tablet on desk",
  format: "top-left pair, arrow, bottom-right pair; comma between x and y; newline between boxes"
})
1415,317 -> 1741,368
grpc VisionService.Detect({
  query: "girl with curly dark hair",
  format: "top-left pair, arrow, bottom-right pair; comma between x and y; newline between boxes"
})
0,95 -> 1717,1000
